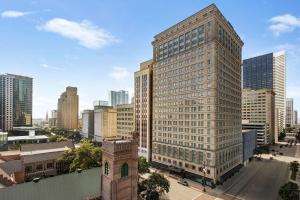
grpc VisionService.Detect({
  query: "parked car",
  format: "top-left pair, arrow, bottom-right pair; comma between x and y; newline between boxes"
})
178,179 -> 189,186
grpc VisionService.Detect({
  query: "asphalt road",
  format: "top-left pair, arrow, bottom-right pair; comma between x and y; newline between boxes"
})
208,144 -> 295,200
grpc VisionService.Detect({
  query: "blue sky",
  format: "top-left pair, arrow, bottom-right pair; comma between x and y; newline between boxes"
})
0,0 -> 300,118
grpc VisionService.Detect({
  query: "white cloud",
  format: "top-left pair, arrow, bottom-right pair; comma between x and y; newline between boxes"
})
37,18 -> 117,49
109,67 -> 130,81
269,14 -> 300,36
40,63 -> 64,71
1,10 -> 31,18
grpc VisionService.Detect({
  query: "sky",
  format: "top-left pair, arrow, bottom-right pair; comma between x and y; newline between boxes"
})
0,0 -> 300,119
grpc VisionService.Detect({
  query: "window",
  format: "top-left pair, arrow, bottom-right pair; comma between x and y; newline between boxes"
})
25,166 -> 32,173
47,162 -> 53,169
104,161 -> 110,176
121,163 -> 129,177
36,164 -> 43,171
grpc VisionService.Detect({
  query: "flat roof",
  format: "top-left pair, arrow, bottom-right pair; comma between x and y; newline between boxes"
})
8,135 -> 48,141
21,147 -> 70,156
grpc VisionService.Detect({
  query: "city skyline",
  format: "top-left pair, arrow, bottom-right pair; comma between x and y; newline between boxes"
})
0,0 -> 300,118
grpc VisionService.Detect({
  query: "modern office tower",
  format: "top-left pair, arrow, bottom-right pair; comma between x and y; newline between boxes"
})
57,87 -> 79,130
51,110 -> 58,119
108,90 -> 129,107
93,100 -> 109,107
243,51 -> 286,142
82,110 -> 94,138
134,59 -> 153,161
116,104 -> 134,139
94,106 -> 117,142
294,110 -> 298,125
285,98 -> 294,127
242,89 -> 275,144
0,74 -> 33,131
152,4 -> 243,183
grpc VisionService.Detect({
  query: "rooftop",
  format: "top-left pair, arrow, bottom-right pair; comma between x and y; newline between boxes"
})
0,167 -> 101,200
8,135 -> 48,141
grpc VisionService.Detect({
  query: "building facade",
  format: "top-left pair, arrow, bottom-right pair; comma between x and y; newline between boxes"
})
116,104 -> 134,139
101,138 -> 138,200
49,110 -> 57,128
57,87 -> 79,130
108,90 -> 129,107
243,51 -> 286,142
294,110 -> 298,125
134,60 -> 153,162
93,100 -> 109,107
242,121 -> 269,146
242,89 -> 275,143
94,106 -> 117,142
242,129 -> 257,165
285,98 -> 293,127
152,4 -> 243,183
82,110 -> 94,138
0,74 -> 33,131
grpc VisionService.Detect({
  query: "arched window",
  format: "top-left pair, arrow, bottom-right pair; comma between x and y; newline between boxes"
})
121,163 -> 129,177
104,161 -> 110,176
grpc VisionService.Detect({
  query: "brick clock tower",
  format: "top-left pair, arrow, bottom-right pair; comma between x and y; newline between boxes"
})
101,138 -> 138,200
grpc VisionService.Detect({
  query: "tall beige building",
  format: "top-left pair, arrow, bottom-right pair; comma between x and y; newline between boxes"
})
94,106 -> 117,142
152,4 -> 243,183
57,87 -> 79,130
134,59 -> 153,162
242,89 -> 275,144
285,98 -> 294,127
116,103 -> 134,139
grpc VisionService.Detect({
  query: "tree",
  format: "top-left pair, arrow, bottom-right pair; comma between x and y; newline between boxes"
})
59,140 -> 102,173
290,161 -> 300,180
138,157 -> 151,174
279,182 -> 299,200
141,172 -> 170,199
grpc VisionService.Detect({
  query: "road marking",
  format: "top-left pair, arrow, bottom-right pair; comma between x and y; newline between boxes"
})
192,193 -> 203,200
223,193 -> 245,200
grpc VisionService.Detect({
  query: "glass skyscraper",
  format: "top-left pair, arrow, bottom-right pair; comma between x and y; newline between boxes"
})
242,51 -> 286,142
108,90 -> 129,107
243,53 -> 273,89
0,74 -> 33,131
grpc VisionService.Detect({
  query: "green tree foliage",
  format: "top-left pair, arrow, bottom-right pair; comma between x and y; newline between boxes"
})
141,172 -> 170,199
59,140 -> 102,173
138,157 -> 151,174
279,182 -> 299,200
49,135 -> 67,142
290,161 -> 300,180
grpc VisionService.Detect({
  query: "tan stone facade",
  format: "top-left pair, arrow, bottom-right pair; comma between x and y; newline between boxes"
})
242,89 -> 275,144
94,106 -> 117,142
102,138 -> 138,200
57,87 -> 79,130
151,4 -> 243,183
134,60 -> 153,161
117,104 -> 134,139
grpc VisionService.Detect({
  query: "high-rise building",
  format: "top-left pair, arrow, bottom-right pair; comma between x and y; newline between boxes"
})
57,87 -> 79,130
108,90 -> 129,107
134,60 -> 153,161
242,89 -> 275,144
49,110 -> 57,128
294,110 -> 298,125
94,106 -> 117,142
116,103 -> 134,139
243,51 -> 286,141
152,4 -> 243,183
0,74 -> 33,131
285,98 -> 294,127
82,110 -> 94,138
